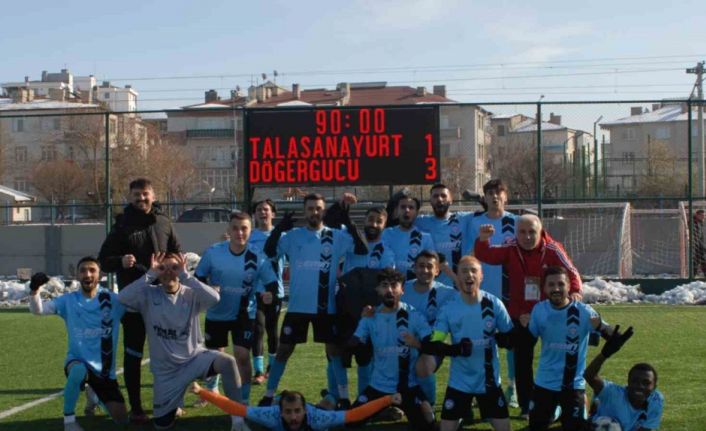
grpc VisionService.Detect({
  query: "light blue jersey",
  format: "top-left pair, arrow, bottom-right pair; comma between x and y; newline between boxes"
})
594,380 -> 664,431
52,289 -> 125,378
276,227 -> 354,314
343,239 -> 395,273
415,212 -> 471,285
354,302 -> 431,393
249,229 -> 286,298
245,404 -> 346,430
196,241 -> 277,320
382,226 -> 435,281
464,211 -> 516,299
433,292 -> 513,393
529,300 -> 599,391
401,280 -> 458,326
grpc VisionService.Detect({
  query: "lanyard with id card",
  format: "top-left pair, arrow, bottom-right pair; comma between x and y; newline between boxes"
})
524,276 -> 541,301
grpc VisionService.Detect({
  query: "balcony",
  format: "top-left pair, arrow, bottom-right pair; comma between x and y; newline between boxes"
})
186,128 -> 235,139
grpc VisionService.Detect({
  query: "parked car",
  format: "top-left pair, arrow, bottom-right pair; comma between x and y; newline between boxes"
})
177,207 -> 232,223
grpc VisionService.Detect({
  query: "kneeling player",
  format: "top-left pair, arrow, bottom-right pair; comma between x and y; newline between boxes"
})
29,257 -> 128,431
584,326 -> 664,430
118,253 -> 246,430
527,266 -> 616,431
348,268 -> 436,430
425,256 -> 513,431
192,382 -> 401,430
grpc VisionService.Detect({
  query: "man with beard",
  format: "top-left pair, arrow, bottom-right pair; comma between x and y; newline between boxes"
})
259,193 -> 367,408
118,253 -> 246,430
248,199 -> 286,385
348,267 -> 436,430
382,189 -> 435,281
320,204 -> 395,407
415,183 -> 471,285
192,382 -> 402,430
527,266 -> 613,430
585,328 -> 663,431
475,215 -> 582,419
425,256 -> 513,431
98,178 -> 180,423
465,179 -> 518,407
401,250 -> 457,405
29,257 -> 128,431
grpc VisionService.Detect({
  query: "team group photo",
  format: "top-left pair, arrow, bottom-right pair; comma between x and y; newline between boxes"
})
1,2 -> 705,431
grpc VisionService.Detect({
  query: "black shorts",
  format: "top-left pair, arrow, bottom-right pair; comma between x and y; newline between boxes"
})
441,385 -> 509,421
64,361 -> 125,405
355,385 -> 430,429
529,385 -> 587,429
341,341 -> 373,368
279,312 -> 336,344
204,316 -> 255,349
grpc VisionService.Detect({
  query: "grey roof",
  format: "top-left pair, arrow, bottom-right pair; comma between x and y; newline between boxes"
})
0,185 -> 34,202
0,98 -> 99,111
601,104 -> 696,127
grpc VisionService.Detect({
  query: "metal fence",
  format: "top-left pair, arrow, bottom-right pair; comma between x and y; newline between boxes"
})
1,99 -> 705,278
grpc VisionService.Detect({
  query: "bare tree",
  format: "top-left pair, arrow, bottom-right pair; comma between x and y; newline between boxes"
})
636,140 -> 687,197
489,142 -> 570,200
31,160 -> 85,218
442,156 -> 475,197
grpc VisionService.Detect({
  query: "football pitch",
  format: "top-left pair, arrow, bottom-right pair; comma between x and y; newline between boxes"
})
0,305 -> 704,430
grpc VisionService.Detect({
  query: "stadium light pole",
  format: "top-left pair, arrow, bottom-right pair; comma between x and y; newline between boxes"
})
536,96 -> 544,215
593,115 -> 603,197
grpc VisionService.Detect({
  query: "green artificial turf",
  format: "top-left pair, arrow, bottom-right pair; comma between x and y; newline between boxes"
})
0,305 -> 703,430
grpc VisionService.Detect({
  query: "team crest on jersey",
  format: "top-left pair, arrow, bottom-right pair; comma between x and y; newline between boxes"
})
451,224 -> 461,234
568,326 -> 578,336
409,245 -> 419,256
368,257 -> 379,268
283,326 -> 292,335
444,398 -> 455,410
357,395 -> 368,403
398,345 -> 410,357
485,320 -> 494,329
321,243 -> 332,257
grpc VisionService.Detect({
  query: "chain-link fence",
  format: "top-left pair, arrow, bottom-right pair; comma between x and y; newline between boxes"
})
1,99 -> 705,278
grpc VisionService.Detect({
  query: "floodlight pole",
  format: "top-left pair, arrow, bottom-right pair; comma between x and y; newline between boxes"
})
687,62 -> 705,198
536,101 -> 543,215
593,115 -> 603,197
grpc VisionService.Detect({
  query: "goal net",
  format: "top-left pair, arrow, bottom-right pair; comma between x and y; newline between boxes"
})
631,206 -> 687,277
507,202 -> 632,278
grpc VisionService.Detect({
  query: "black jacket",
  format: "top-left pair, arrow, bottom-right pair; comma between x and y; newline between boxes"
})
98,204 -> 181,289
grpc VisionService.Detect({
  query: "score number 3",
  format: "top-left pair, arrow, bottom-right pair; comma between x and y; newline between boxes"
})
424,133 -> 437,180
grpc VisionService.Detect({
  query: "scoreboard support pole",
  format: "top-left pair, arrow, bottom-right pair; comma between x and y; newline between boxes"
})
243,109 -> 253,212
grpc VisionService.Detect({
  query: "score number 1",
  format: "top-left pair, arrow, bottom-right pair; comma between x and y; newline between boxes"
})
424,133 -> 437,180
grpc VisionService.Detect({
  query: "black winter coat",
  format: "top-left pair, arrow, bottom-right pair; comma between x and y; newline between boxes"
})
98,204 -> 181,289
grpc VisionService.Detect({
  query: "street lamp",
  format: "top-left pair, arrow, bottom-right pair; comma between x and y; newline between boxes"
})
593,115 -> 604,197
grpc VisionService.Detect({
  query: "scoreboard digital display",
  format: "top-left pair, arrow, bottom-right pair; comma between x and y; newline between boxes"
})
245,106 -> 440,186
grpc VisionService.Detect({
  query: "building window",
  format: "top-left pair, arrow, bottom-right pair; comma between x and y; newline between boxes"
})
440,115 -> 449,129
41,146 -> 57,161
67,146 -> 75,160
53,118 -> 61,130
12,118 -> 24,132
497,124 -> 506,137
13,177 -> 29,193
441,144 -> 451,157
655,127 -> 671,140
15,146 -> 27,162
104,92 -> 110,99
622,128 -> 636,141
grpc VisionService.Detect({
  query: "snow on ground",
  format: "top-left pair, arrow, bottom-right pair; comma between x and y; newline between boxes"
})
583,278 -> 706,305
0,277 -> 80,308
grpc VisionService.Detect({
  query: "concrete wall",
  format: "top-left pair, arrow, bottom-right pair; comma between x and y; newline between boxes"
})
0,222 -> 228,276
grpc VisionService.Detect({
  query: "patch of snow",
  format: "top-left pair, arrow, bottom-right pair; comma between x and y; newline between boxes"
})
584,278 -> 706,305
